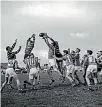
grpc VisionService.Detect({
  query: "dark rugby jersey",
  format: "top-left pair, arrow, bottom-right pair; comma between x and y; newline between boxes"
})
24,36 -> 35,59
7,45 -> 21,60
74,53 -> 80,66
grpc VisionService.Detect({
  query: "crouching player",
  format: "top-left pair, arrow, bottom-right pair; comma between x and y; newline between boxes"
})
1,59 -> 22,92
84,50 -> 98,90
54,50 -> 76,86
23,53 -> 40,89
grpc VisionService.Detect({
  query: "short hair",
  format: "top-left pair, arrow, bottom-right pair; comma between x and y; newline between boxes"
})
87,50 -> 93,55
6,46 -> 10,51
39,33 -> 45,37
30,53 -> 34,57
63,50 -> 68,54
76,48 -> 81,52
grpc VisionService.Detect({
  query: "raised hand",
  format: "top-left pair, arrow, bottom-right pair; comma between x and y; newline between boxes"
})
32,34 -> 36,38
15,39 -> 17,43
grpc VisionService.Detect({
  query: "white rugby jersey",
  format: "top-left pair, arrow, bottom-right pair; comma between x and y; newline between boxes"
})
88,55 -> 96,65
63,54 -> 73,66
27,56 -> 38,68
8,59 -> 16,68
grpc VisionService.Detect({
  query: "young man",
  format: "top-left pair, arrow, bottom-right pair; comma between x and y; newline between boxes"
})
73,48 -> 82,84
39,33 -> 55,85
1,40 -> 22,92
23,53 -> 40,89
54,50 -> 76,86
39,33 -> 65,83
84,50 -> 98,90
24,34 -> 36,73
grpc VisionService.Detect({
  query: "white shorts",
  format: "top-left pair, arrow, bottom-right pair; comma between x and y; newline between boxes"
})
87,65 -> 97,73
48,59 -> 55,66
66,65 -> 75,74
29,68 -> 38,80
75,66 -> 82,71
5,68 -> 18,79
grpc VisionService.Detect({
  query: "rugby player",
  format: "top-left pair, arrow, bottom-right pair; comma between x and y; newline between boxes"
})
23,53 -> 40,89
1,40 -> 22,92
39,33 -> 55,85
54,50 -> 76,86
81,54 -> 88,85
39,33 -> 65,83
84,50 -> 98,90
73,48 -> 82,84
24,34 -> 35,64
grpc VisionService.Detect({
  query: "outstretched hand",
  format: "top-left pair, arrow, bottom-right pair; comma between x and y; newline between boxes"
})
15,39 -> 17,43
32,34 -> 36,37
19,46 -> 21,49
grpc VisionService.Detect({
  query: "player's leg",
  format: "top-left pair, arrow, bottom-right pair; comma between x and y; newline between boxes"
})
8,76 -> 15,89
14,73 -> 22,91
32,75 -> 38,89
57,61 -> 65,82
1,76 -> 9,92
83,67 -> 87,85
37,70 -> 40,85
73,67 -> 81,84
92,69 -> 98,86
85,68 -> 93,90
47,67 -> 55,85
66,65 -> 76,86
23,73 -> 33,89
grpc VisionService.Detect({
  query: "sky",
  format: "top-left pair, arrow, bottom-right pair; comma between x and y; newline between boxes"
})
1,1 -> 102,66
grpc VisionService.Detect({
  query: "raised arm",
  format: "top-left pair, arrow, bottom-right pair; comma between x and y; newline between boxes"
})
13,46 -> 21,54
11,39 -> 17,51
26,34 -> 35,48
47,36 -> 55,43
43,37 -> 52,48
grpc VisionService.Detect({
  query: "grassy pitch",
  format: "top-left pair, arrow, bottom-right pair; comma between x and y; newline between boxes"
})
1,71 -> 102,107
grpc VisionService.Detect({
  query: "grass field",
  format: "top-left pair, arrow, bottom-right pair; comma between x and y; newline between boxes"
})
1,71 -> 102,107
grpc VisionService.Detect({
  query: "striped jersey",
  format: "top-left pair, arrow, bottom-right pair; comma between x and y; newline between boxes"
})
7,46 -> 21,60
25,37 -> 35,57
26,56 -> 38,69
7,41 -> 17,60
